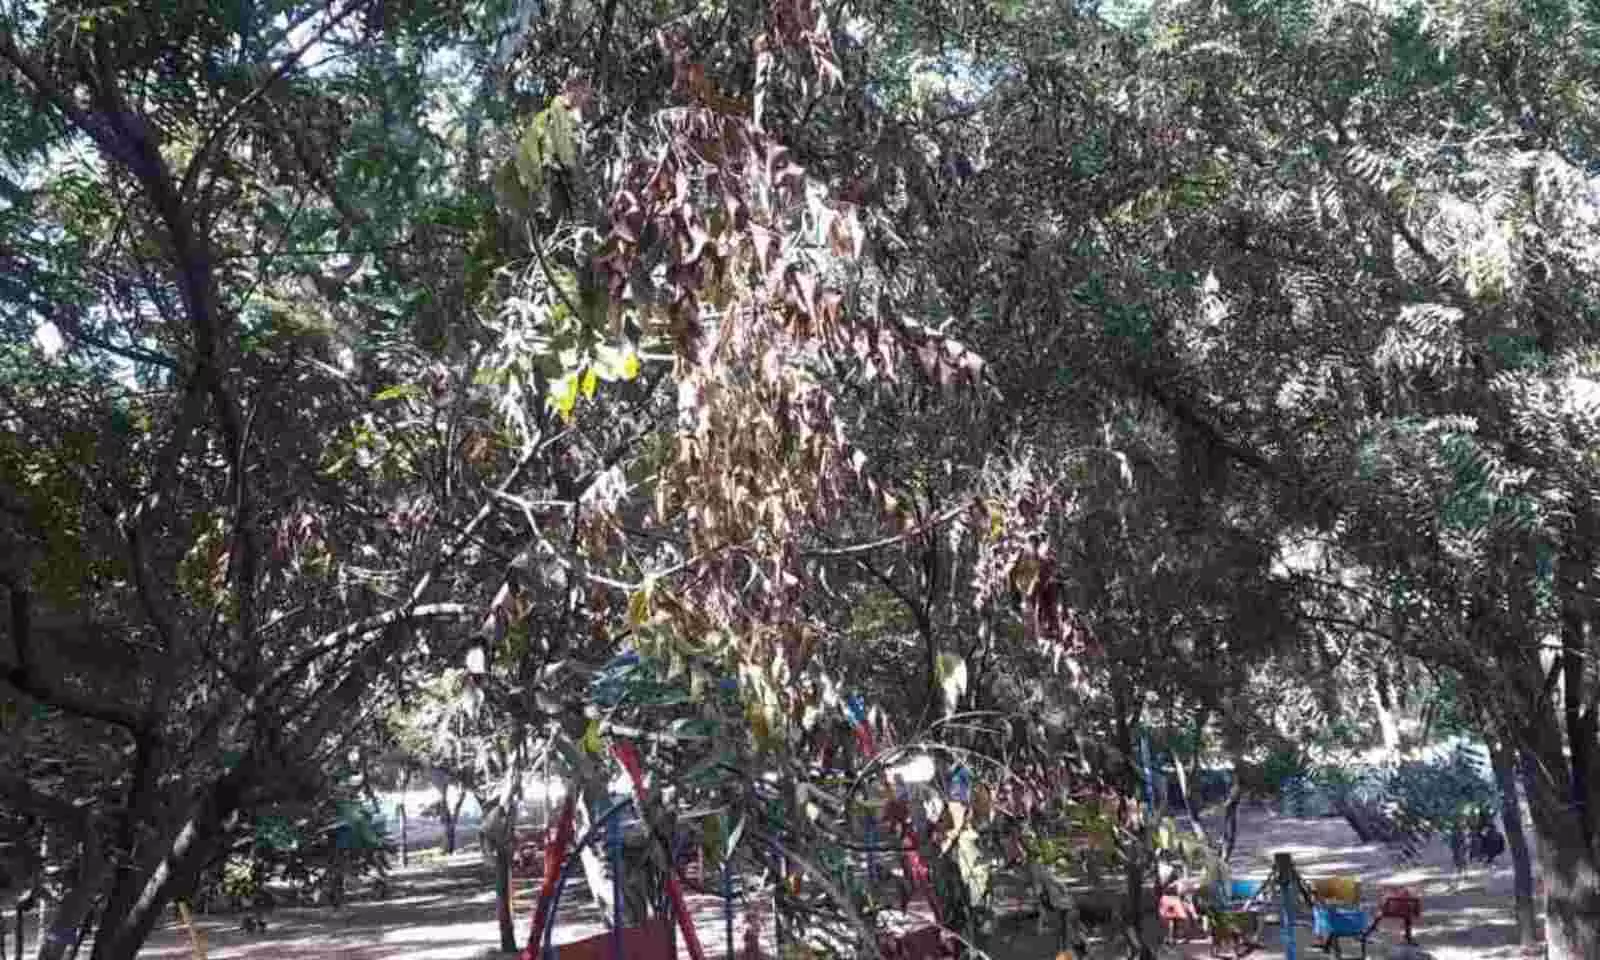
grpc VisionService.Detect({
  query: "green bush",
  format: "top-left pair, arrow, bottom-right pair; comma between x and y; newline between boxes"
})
1309,743 -> 1497,863
1386,743 -> 1497,865
198,794 -> 393,911
1259,744 -> 1311,796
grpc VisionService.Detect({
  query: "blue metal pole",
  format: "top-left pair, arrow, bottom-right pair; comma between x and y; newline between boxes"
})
541,799 -> 633,960
1275,853 -> 1297,960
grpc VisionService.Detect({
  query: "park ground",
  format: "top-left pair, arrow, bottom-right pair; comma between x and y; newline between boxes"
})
22,807 -> 1537,959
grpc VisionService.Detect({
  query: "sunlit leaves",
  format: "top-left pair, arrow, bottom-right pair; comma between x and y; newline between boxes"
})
934,652 -> 967,716
511,95 -> 582,200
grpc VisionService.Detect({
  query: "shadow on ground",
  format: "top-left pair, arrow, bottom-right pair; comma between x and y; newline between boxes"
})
8,808 -> 1547,959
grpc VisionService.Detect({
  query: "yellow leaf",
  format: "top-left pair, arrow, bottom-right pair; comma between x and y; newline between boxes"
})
581,366 -> 598,398
621,348 -> 641,381
580,718 -> 603,754
627,581 -> 653,625
548,373 -> 579,420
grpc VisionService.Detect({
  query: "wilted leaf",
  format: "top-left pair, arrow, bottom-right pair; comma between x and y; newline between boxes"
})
1011,554 -> 1041,597
627,581 -> 654,625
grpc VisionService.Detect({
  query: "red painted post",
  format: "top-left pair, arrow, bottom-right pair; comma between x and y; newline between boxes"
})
612,740 -> 708,960
520,795 -> 578,960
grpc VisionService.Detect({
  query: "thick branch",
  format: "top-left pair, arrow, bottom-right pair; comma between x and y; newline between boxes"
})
0,771 -> 93,833
2,583 -> 146,733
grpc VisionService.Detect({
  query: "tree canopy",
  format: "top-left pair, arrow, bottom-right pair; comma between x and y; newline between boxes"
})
4,0 -> 1600,957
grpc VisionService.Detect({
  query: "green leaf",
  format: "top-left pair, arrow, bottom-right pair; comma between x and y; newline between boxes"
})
374,383 -> 423,402
515,118 -> 547,193
546,97 -> 579,169
580,718 -> 603,754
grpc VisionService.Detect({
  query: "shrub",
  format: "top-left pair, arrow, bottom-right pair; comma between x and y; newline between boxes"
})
1309,743 -> 1497,863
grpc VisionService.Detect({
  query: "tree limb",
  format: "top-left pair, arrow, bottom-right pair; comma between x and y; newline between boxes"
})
803,501 -> 971,557
1,582 -> 146,734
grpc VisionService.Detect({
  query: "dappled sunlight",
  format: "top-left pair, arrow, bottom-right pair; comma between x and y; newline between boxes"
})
112,808 -> 1548,959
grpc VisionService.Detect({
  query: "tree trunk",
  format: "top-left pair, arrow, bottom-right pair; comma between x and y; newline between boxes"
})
1373,662 -> 1400,758
1538,821 -> 1600,960
33,834 -> 47,960
88,760 -> 252,960
493,839 -> 516,953
1174,707 -> 1209,839
1490,739 -> 1537,947
1521,706 -> 1600,960
485,744 -> 524,954
34,834 -> 103,960
91,733 -> 160,952
1221,768 -> 1243,861
440,782 -> 462,855
398,769 -> 410,868
1111,682 -> 1155,960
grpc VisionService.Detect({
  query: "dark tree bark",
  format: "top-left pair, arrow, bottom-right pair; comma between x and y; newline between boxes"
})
1531,809 -> 1600,960
439,781 -> 467,856
1111,682 -> 1155,960
1173,707 -> 1210,838
398,768 -> 410,867
1520,701 -> 1600,960
1489,738 -> 1537,947
1221,759 -> 1244,861
483,742 -> 524,954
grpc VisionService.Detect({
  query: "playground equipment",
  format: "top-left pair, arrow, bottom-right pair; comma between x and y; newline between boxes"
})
1204,862 -> 1419,960
1159,893 -> 1204,943
1215,854 -> 1317,960
1363,887 -> 1422,946
1308,875 -> 1378,958
518,741 -> 707,960
1203,878 -> 1265,957
1312,903 -> 1370,959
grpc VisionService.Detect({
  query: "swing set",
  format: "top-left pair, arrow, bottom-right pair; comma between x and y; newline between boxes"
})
519,652 -> 963,960
518,740 -> 712,960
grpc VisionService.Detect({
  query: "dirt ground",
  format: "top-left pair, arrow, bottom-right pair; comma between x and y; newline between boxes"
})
15,806 -> 1541,958
982,805 -> 1542,960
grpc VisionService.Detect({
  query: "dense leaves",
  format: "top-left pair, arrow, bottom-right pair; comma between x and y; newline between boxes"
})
4,0 -> 1600,957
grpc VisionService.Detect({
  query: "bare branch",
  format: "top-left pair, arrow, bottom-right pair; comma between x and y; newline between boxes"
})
802,501 -> 970,557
